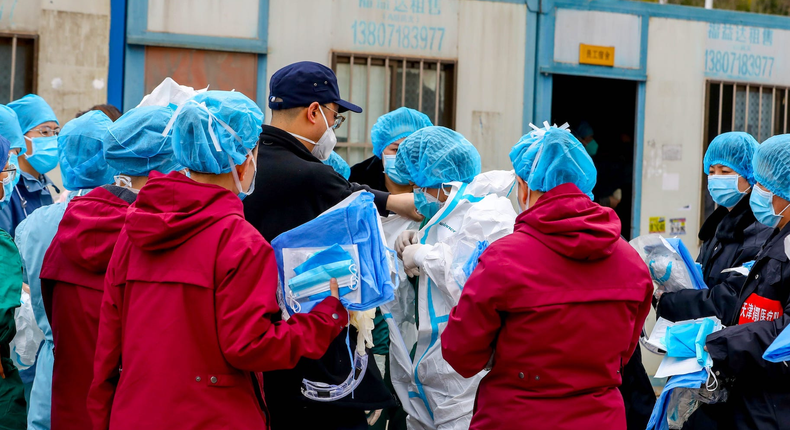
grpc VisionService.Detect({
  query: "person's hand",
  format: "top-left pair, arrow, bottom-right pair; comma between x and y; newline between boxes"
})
366,410 -> 382,426
329,278 -> 340,299
387,193 -> 423,222
395,230 -> 419,259
22,283 -> 30,295
608,194 -> 621,209
402,244 -> 423,277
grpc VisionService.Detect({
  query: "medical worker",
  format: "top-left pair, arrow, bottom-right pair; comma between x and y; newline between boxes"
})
656,135 -> 790,430
441,126 -> 653,430
244,61 -> 409,430
13,111 -> 117,430
37,106 -> 180,430
1,95 -> 60,237
0,135 -> 27,429
87,91 -> 348,430
658,132 -> 772,322
323,151 -> 351,179
349,107 -> 433,193
388,126 -> 517,430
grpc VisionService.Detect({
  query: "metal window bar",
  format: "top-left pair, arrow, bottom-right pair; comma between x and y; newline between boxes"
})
331,53 -> 457,157
709,80 -> 790,138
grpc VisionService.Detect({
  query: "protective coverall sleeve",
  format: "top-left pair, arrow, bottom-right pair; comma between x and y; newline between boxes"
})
87,266 -> 124,430
214,232 -> 348,372
441,248 -> 505,378
706,312 -> 790,379
656,273 -> 743,323
416,242 -> 462,305
312,162 -> 390,215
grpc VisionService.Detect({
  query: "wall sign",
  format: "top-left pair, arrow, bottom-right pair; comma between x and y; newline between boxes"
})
579,44 -> 615,67
705,22 -> 789,86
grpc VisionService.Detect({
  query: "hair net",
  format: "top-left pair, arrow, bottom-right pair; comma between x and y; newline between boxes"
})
509,124 -> 597,199
370,107 -> 433,158
574,121 -> 594,139
322,151 -> 350,179
170,91 -> 263,174
57,110 -> 118,191
703,131 -> 759,185
106,106 -> 183,176
393,126 -> 481,188
753,134 -> 790,202
0,135 -> 10,168
8,94 -> 59,134
0,105 -> 27,154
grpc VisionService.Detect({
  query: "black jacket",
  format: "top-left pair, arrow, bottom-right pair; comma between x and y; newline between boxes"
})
664,226 -> 790,430
244,125 -> 389,242
243,125 -> 395,429
704,226 -> 790,430
657,198 -> 772,323
697,197 -> 773,288
349,155 -> 387,192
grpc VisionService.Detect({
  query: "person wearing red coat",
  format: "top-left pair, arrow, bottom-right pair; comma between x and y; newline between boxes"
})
87,91 -> 348,430
442,125 -> 652,430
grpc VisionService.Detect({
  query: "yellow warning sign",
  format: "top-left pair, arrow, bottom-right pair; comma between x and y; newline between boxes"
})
579,44 -> 615,67
649,217 -> 666,234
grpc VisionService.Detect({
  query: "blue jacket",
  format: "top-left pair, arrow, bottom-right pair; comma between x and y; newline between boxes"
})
0,172 -> 54,237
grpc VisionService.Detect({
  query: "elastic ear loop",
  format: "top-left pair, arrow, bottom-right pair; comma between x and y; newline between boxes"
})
705,367 -> 719,392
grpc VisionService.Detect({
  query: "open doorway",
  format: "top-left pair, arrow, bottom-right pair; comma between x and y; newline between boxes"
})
551,74 -> 638,239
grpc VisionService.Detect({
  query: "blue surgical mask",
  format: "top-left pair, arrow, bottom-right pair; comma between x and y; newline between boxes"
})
382,154 -> 398,179
414,187 -> 441,219
708,174 -> 749,208
24,135 -> 59,174
288,244 -> 359,301
750,185 -> 790,228
663,323 -> 700,359
1,163 -> 16,211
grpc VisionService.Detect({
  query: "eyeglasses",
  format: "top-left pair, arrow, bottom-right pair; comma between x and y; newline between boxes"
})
31,125 -> 61,137
321,105 -> 346,130
1,166 -> 17,185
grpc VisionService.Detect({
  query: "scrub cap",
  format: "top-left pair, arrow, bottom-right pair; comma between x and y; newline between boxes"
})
753,134 -> 790,202
0,136 -> 10,169
574,121 -> 594,139
322,151 -> 350,180
393,126 -> 481,188
106,106 -> 183,176
57,110 -> 118,191
703,132 -> 759,185
8,94 -> 59,134
509,123 -> 597,199
370,107 -> 433,158
0,105 -> 27,154
170,91 -> 264,174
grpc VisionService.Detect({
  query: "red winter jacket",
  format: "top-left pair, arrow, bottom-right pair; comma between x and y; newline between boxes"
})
442,183 -> 652,430
86,171 -> 348,430
40,187 -> 135,430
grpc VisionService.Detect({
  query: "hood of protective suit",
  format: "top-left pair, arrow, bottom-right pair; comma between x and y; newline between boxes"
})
56,187 -> 132,273
126,170 -> 243,251
518,182 -> 620,261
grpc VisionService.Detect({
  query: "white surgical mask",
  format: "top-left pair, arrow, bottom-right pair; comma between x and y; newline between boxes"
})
290,108 -> 337,161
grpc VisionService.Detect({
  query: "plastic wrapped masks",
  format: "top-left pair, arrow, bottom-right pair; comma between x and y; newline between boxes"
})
287,244 -> 360,303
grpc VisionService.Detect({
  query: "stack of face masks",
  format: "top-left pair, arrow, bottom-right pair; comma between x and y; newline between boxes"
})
631,234 -> 707,295
284,244 -> 360,313
662,317 -> 718,369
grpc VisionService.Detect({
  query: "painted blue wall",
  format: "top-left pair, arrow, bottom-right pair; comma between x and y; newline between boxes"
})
108,0 -> 126,109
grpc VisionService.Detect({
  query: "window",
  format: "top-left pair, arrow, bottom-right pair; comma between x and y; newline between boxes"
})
0,34 -> 37,103
701,81 -> 789,222
144,46 -> 258,101
332,53 -> 456,164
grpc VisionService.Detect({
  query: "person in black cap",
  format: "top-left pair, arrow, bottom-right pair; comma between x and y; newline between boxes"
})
243,61 -> 419,430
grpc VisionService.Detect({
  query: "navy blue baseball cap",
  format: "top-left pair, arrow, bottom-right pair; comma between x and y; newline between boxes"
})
268,61 -> 362,113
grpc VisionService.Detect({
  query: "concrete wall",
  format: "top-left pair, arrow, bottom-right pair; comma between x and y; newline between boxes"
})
266,0 -> 526,171
0,0 -> 111,192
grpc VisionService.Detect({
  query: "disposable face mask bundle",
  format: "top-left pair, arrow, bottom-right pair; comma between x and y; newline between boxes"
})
283,244 -> 361,313
630,234 -> 707,295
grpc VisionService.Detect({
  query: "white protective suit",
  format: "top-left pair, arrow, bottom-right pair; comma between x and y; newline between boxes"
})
383,170 -> 518,430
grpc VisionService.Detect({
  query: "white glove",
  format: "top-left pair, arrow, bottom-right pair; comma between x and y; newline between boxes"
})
402,244 -> 423,278
395,230 -> 419,259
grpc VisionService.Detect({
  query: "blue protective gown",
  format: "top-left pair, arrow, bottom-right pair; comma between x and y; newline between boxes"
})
0,172 -> 54,238
14,192 -> 79,430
